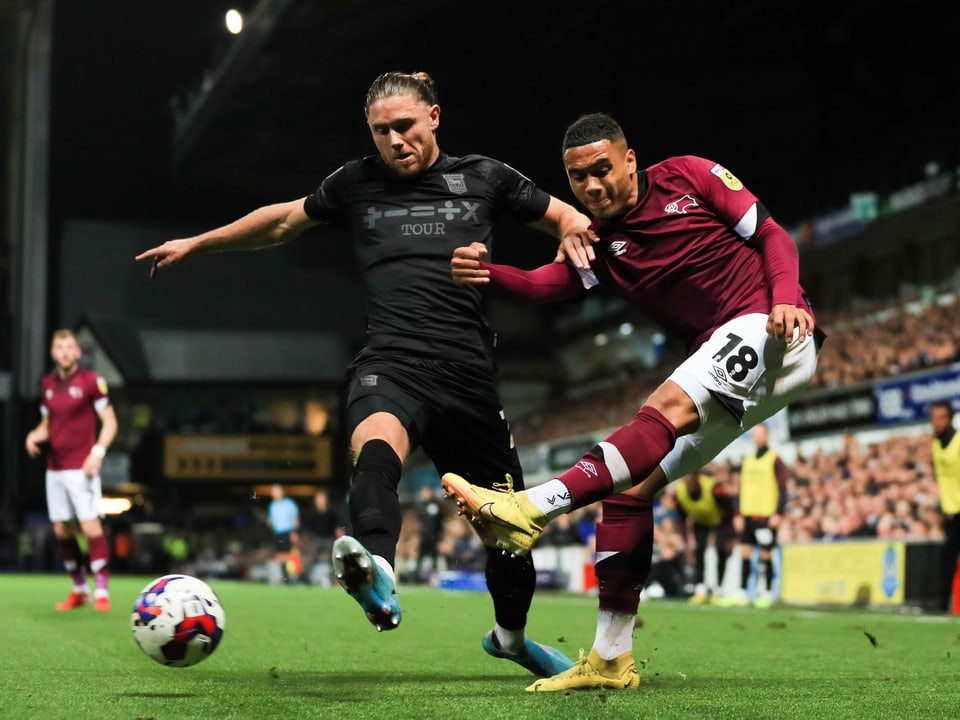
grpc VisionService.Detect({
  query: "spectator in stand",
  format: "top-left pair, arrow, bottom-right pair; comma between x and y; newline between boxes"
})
441,516 -> 485,572
301,489 -> 341,586
415,485 -> 445,581
539,512 -> 586,548
647,514 -> 687,599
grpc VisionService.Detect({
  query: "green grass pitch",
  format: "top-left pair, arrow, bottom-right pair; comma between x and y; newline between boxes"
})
1,574 -> 958,720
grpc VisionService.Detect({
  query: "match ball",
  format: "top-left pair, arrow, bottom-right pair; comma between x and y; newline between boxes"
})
131,574 -> 226,667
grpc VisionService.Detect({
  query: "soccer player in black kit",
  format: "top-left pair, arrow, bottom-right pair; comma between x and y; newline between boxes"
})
136,71 -> 590,677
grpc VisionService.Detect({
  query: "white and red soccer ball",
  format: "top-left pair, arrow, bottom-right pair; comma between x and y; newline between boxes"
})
131,574 -> 226,667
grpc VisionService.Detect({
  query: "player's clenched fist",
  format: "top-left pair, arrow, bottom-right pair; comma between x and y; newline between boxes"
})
451,242 -> 491,285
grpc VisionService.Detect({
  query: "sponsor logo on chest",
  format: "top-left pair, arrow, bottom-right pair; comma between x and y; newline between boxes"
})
362,200 -> 480,235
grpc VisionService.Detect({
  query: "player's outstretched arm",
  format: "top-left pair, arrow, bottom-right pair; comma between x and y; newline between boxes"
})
451,243 -> 583,304
135,198 -> 318,276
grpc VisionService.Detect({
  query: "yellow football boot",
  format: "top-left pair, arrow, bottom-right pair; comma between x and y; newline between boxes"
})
440,473 -> 546,556
526,648 -> 640,692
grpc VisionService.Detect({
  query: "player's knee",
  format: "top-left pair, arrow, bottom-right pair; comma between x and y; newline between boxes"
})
350,415 -> 410,460
643,382 -> 699,433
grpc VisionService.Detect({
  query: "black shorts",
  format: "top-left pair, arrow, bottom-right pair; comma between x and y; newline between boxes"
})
273,532 -> 293,552
346,355 -> 524,490
694,521 -> 735,551
740,516 -> 777,549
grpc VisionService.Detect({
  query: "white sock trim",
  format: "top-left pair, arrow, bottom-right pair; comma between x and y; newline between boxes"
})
597,441 -> 633,493
494,623 -> 525,654
372,555 -> 395,582
526,478 -> 572,518
593,609 -> 635,661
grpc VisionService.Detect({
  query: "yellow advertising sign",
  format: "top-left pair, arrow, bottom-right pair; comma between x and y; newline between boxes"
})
781,541 -> 904,606
164,434 -> 332,481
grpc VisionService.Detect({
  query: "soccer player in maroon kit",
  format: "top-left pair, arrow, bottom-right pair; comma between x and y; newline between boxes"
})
443,113 -> 824,691
25,329 -> 117,611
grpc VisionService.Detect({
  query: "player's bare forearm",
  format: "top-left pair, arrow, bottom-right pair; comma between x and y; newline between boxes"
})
25,422 -> 48,456
532,197 -> 596,267
135,199 -> 316,276
96,405 -> 119,451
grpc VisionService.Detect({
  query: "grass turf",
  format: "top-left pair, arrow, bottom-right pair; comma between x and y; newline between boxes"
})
1,574 -> 958,720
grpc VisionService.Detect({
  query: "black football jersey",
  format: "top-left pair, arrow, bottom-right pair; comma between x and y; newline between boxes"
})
304,153 -> 551,367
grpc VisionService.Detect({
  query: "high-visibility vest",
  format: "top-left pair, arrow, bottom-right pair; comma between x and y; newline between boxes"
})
676,475 -> 724,527
739,451 -> 779,517
932,432 -> 960,515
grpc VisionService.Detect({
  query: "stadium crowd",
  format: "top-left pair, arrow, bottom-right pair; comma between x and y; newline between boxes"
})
808,293 -> 960,390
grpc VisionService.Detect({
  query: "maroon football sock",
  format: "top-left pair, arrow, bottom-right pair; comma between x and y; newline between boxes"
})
57,537 -> 88,587
556,406 -> 677,508
88,534 -> 110,592
595,494 -> 654,615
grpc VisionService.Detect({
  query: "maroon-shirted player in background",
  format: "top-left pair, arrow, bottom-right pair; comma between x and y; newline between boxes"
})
444,112 -> 825,691
25,329 -> 118,611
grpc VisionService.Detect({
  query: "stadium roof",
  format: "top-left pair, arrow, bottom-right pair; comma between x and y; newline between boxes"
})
77,315 -> 351,386
47,0 -> 960,264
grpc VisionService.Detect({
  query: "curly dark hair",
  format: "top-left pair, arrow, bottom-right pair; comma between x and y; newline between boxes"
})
562,112 -> 625,151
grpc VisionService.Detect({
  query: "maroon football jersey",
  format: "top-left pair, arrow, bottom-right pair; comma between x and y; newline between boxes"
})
584,155 -> 812,353
40,368 -> 109,470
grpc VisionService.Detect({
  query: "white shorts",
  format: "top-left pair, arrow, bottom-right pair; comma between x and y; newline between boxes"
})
46,469 -> 103,522
660,313 -> 820,482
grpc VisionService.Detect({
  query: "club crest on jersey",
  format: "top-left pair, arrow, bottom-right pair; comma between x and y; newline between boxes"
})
665,194 -> 699,214
710,163 -> 743,191
608,240 -> 628,256
69,386 -> 84,398
441,174 -> 467,194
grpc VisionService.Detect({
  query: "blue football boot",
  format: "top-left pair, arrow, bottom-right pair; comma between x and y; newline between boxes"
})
333,535 -> 402,631
482,630 -> 575,677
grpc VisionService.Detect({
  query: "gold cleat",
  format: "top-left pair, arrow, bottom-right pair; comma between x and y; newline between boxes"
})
440,473 -> 546,556
526,648 -> 640,692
